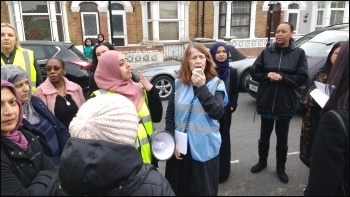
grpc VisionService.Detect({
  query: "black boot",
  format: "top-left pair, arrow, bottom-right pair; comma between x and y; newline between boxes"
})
251,140 -> 270,173
276,146 -> 289,183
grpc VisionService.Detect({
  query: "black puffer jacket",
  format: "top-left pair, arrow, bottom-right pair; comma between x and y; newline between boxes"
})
1,127 -> 57,196
47,138 -> 175,196
249,41 -> 309,116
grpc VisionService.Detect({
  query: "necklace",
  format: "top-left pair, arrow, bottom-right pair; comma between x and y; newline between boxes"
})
62,95 -> 71,106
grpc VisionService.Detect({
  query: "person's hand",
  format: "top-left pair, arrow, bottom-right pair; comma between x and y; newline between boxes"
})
191,69 -> 206,87
268,72 -> 282,82
137,71 -> 153,91
174,146 -> 183,160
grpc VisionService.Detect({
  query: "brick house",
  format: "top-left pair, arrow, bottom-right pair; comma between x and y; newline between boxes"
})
1,1 -> 349,66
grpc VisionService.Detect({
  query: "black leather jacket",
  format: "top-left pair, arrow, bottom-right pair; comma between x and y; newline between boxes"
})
249,41 -> 309,117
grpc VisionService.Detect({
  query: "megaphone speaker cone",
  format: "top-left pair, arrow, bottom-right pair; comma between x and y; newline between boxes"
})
151,130 -> 175,161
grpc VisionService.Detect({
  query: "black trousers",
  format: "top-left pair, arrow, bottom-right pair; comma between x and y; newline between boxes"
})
259,116 -> 291,147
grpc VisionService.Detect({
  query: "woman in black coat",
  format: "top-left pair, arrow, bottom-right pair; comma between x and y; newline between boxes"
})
210,42 -> 239,183
304,41 -> 349,196
249,22 -> 309,183
1,80 -> 56,196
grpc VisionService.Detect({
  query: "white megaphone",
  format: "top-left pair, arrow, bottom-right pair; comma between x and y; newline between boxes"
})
150,130 -> 175,161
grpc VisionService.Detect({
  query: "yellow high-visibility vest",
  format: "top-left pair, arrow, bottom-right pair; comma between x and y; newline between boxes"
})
1,48 -> 37,92
91,89 -> 154,164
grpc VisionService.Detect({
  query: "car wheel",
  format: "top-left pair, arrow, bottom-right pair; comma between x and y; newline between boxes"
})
152,75 -> 174,101
240,70 -> 250,92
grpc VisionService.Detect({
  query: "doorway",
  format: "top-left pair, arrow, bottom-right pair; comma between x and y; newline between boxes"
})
108,2 -> 126,46
266,3 -> 281,37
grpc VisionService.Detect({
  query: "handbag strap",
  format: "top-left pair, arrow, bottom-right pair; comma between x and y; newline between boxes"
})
329,110 -> 348,196
329,110 -> 348,136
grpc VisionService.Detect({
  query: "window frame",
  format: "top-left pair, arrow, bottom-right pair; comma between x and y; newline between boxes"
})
146,1 -> 181,42
80,12 -> 100,43
218,1 -> 251,39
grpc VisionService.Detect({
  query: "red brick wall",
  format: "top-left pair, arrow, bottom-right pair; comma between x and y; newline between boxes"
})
126,1 -> 143,44
65,2 -> 110,45
255,1 -> 267,38
1,2 -> 10,24
189,1 -> 214,39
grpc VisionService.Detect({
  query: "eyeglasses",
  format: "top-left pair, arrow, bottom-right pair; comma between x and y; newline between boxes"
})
46,66 -> 62,72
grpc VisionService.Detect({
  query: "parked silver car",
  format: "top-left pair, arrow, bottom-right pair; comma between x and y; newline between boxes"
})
132,42 -> 256,100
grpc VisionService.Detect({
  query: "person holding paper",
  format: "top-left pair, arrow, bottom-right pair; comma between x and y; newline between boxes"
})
299,41 -> 344,167
304,41 -> 349,196
249,22 -> 309,184
164,42 -> 228,196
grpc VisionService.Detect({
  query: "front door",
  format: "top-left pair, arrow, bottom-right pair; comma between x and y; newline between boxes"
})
266,3 -> 281,37
111,12 -> 125,46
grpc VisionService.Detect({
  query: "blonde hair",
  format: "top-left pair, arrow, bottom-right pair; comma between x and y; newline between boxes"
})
1,23 -> 22,50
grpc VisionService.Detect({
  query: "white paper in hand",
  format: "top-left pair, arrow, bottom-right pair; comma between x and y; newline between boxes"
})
310,88 -> 329,108
310,81 -> 333,108
175,130 -> 187,155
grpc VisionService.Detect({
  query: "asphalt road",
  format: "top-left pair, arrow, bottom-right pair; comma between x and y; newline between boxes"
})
153,92 -> 309,196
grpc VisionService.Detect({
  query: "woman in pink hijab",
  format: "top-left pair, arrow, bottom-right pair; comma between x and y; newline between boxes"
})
1,80 -> 56,196
91,50 -> 162,166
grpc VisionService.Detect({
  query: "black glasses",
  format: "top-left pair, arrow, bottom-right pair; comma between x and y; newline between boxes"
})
46,66 -> 62,72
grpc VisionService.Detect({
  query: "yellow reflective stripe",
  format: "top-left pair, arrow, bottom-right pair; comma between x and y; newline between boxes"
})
140,115 -> 152,124
22,50 -> 36,91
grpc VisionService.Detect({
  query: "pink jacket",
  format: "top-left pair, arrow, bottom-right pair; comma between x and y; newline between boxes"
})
34,77 -> 86,115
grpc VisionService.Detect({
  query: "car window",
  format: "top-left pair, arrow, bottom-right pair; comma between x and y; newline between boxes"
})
46,46 -> 59,57
69,46 -> 87,59
296,29 -> 349,57
22,45 -> 47,60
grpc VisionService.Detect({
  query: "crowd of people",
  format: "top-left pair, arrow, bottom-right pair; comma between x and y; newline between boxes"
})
1,21 -> 349,196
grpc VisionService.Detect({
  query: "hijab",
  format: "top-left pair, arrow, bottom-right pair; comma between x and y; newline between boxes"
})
94,50 -> 145,111
1,65 -> 40,124
210,42 -> 230,81
1,79 -> 28,151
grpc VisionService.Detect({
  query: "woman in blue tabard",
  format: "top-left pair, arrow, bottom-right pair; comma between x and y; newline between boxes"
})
164,42 -> 228,196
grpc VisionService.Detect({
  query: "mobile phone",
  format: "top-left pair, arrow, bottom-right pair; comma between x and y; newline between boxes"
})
194,68 -> 202,74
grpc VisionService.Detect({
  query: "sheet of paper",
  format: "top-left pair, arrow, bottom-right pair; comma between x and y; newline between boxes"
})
175,130 -> 187,155
310,88 -> 329,108
314,81 -> 330,96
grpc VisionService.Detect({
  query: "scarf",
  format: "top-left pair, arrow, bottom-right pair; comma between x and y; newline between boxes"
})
210,42 -> 230,82
2,130 -> 28,151
94,50 -> 145,111
1,65 -> 40,124
1,80 -> 28,151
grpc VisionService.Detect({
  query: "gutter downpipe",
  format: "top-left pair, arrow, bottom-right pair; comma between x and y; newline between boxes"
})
202,1 -> 205,37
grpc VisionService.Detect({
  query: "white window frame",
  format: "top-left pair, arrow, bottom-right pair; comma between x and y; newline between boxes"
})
287,10 -> 300,34
158,1 -> 180,41
315,1 -> 326,30
107,9 -> 128,45
329,1 -> 346,25
143,1 -> 186,42
19,1 -> 52,41
283,3 -> 300,34
80,12 -> 100,42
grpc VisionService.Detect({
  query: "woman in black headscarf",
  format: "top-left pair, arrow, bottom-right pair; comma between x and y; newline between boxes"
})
210,42 -> 239,183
